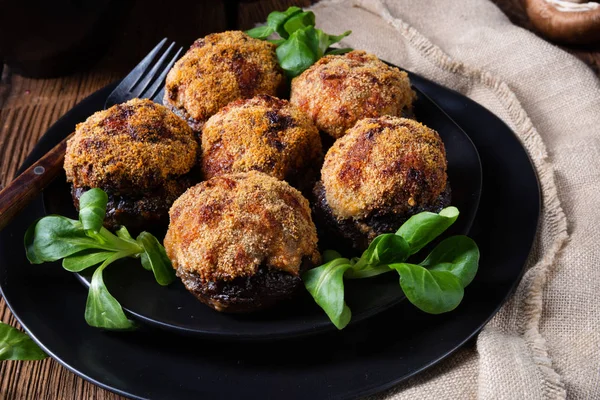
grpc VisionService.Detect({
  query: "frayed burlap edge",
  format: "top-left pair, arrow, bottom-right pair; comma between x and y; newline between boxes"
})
312,0 -> 569,398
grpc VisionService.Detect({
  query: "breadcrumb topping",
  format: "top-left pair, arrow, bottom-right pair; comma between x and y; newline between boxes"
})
201,94 -> 322,183
163,31 -> 285,132
321,116 -> 447,220
290,50 -> 416,138
64,98 -> 198,194
164,171 -> 320,282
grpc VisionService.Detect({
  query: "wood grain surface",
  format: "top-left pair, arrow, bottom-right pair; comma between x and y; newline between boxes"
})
0,0 -> 597,399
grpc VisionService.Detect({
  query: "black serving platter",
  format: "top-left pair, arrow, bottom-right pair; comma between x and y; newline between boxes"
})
39,74 -> 482,340
0,69 -> 539,400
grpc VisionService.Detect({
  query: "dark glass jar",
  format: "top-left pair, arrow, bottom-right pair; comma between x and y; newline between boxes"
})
0,0 -> 132,78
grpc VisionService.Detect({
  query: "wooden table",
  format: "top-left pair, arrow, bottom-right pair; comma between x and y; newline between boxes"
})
0,0 -> 597,398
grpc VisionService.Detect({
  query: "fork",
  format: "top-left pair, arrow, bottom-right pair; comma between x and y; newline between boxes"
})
0,38 -> 183,231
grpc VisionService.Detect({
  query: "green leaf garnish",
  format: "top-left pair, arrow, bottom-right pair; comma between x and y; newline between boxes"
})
115,225 -> 135,241
62,249 -> 113,272
345,234 -> 409,279
266,6 -> 303,38
396,206 -> 459,254
421,235 -> 480,287
303,258 -> 354,329
322,249 -> 342,263
324,47 -> 353,55
0,322 -> 47,361
276,28 -> 318,78
268,38 -> 287,46
24,216 -> 102,263
392,263 -> 464,314
24,188 -> 174,331
245,25 -> 275,40
78,188 -> 108,232
303,207 -> 480,329
136,231 -> 176,286
326,31 -> 352,46
283,11 -> 315,36
308,28 -> 329,59
246,6 -> 352,78
85,254 -> 136,330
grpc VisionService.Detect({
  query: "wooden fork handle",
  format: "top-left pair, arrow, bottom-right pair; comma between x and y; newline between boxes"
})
0,133 -> 73,232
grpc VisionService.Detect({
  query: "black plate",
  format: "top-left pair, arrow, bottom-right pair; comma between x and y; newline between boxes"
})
40,75 -> 482,340
0,71 -> 539,399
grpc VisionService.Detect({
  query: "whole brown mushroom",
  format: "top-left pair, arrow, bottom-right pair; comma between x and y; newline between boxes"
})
525,0 -> 600,44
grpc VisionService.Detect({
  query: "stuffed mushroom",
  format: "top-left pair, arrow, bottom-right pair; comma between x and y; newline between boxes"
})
64,98 -> 198,232
201,94 -> 322,192
164,171 -> 320,313
313,116 -> 450,250
164,31 -> 286,133
290,50 -> 415,139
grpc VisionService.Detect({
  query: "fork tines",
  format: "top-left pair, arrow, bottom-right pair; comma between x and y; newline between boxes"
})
105,38 -> 183,109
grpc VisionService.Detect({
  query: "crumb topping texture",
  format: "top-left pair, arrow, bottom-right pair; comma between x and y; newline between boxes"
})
321,116 -> 447,220
163,31 -> 285,132
290,50 -> 416,138
64,98 -> 198,194
164,171 -> 320,282
201,94 -> 322,182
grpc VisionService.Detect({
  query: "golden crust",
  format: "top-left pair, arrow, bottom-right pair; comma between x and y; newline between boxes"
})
64,98 -> 198,193
164,171 -> 320,282
290,50 -> 416,139
163,31 -> 285,132
321,116 -> 447,220
201,94 -> 321,183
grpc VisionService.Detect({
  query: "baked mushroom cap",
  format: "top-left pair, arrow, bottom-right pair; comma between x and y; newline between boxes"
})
164,171 -> 321,312
290,50 -> 416,139
201,94 -> 322,191
65,98 -> 197,192
315,116 -> 449,249
163,31 -> 285,132
64,98 -> 198,230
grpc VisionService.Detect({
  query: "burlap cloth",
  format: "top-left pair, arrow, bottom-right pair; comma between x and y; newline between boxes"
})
308,0 -> 600,398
